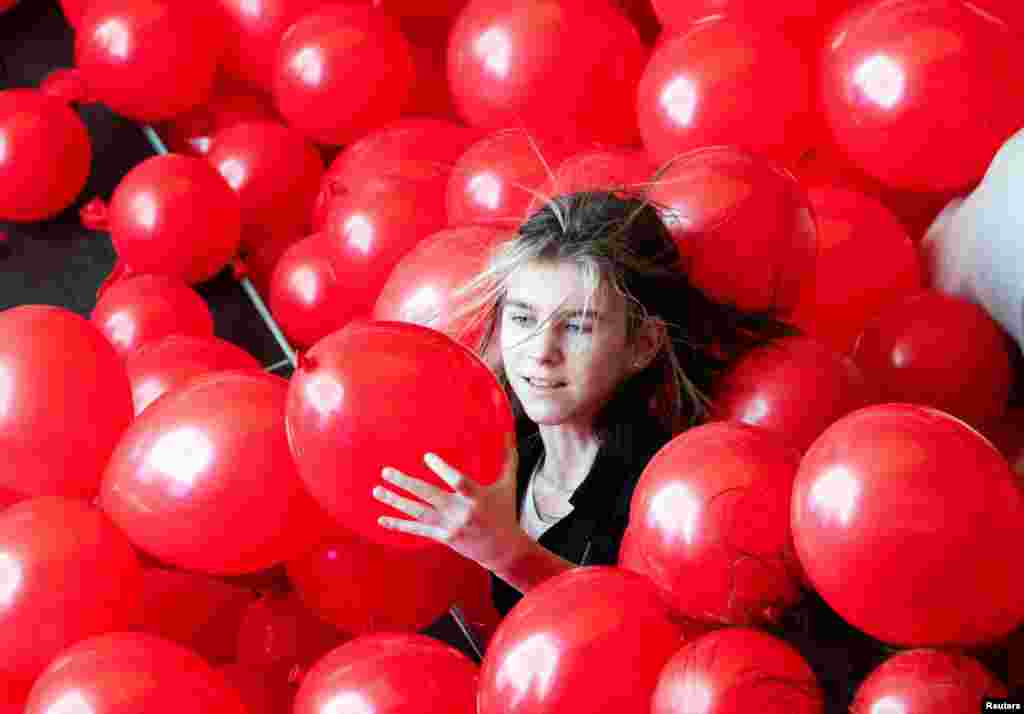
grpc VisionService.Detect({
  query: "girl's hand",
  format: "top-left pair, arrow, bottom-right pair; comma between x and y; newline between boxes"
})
373,432 -> 530,571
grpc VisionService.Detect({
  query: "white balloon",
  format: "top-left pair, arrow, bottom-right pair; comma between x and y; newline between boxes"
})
922,128 -> 1024,349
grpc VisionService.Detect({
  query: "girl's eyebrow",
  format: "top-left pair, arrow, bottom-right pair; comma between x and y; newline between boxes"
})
504,299 -> 604,319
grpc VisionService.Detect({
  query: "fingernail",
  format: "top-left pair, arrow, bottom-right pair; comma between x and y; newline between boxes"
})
381,467 -> 393,479
372,486 -> 384,498
378,517 -> 390,527
424,453 -> 438,464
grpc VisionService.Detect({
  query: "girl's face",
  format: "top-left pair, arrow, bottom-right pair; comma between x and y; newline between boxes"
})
499,261 -> 637,429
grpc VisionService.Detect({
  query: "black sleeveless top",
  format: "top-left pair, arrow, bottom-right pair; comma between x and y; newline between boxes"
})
490,414 -> 673,615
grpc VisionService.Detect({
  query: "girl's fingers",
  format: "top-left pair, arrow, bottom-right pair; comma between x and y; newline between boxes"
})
373,485 -> 432,521
382,466 -> 449,505
378,516 -> 447,541
423,453 -> 477,495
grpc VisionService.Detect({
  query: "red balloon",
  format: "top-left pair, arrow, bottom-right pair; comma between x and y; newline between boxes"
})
479,567 -> 695,713
448,0 -> 647,146
269,233 -> 352,349
637,17 -> 814,167
287,529 -> 482,635
406,42 -> 461,119
0,486 -> 21,512
527,146 -> 657,214
58,0 -> 89,26
373,225 -> 508,348
218,663 -> 298,714
851,290 -> 1013,430
822,0 -> 1024,193
0,90 -> 91,222
650,0 -> 823,30
446,129 -> 578,227
377,0 -> 467,17
651,627 -> 825,714
108,154 -> 242,284
285,321 -> 514,548
790,186 -> 922,354
207,121 -> 325,253
711,336 -> 874,453
236,591 -> 349,671
91,274 -> 214,359
24,632 -> 248,714
216,0 -> 327,92
313,118 -> 482,232
295,633 -> 479,714
0,497 -> 143,682
323,175 -> 449,325
0,676 -> 29,714
159,80 -> 279,157
647,146 -> 817,314
137,567 -> 258,664
243,226 -> 305,296
0,306 -> 133,499
100,371 -> 333,574
125,334 -> 262,415
621,423 -> 804,625
273,5 -> 415,146
75,0 -> 223,121
792,403 -> 1024,646
851,648 -> 1007,713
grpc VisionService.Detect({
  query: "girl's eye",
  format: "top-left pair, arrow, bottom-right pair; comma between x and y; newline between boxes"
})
508,314 -> 532,326
566,323 -> 593,335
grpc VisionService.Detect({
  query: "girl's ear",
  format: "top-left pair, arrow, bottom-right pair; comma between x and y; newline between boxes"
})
631,316 -> 667,372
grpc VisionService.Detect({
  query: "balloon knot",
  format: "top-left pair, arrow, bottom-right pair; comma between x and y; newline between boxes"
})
40,68 -> 89,105
231,257 -> 249,281
80,198 -> 110,232
296,352 -> 317,371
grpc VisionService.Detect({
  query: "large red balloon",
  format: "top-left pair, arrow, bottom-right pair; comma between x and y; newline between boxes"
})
373,225 -> 509,348
0,306 -> 133,499
651,627 -> 825,714
851,648 -> 1008,713
637,17 -> 814,167
479,567 -> 696,713
711,336 -> 874,453
236,591 -> 349,672
75,0 -> 223,121
24,632 -> 248,714
137,567 -> 258,664
821,0 -> 1024,192
313,118 -> 483,231
448,0 -> 647,146
100,371 -> 333,574
216,0 -> 327,92
159,80 -> 279,157
526,146 -> 657,215
646,146 -> 817,314
91,274 -> 214,359
790,186 -> 922,355
295,633 -> 479,714
273,5 -> 415,146
792,403 -> 1024,646
125,334 -> 262,415
851,290 -> 1012,430
108,154 -> 242,284
650,0 -> 824,30
0,90 -> 91,222
446,129 -> 578,227
269,233 -> 352,349
285,321 -> 514,548
323,175 -> 449,325
207,120 -> 325,253
621,423 -> 804,626
287,529 -> 483,635
0,676 -> 29,714
0,497 -> 143,683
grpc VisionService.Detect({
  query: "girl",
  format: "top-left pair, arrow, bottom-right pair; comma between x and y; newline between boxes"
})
373,190 -> 794,615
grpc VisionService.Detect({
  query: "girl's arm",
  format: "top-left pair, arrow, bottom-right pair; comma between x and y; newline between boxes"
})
486,530 -> 576,595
